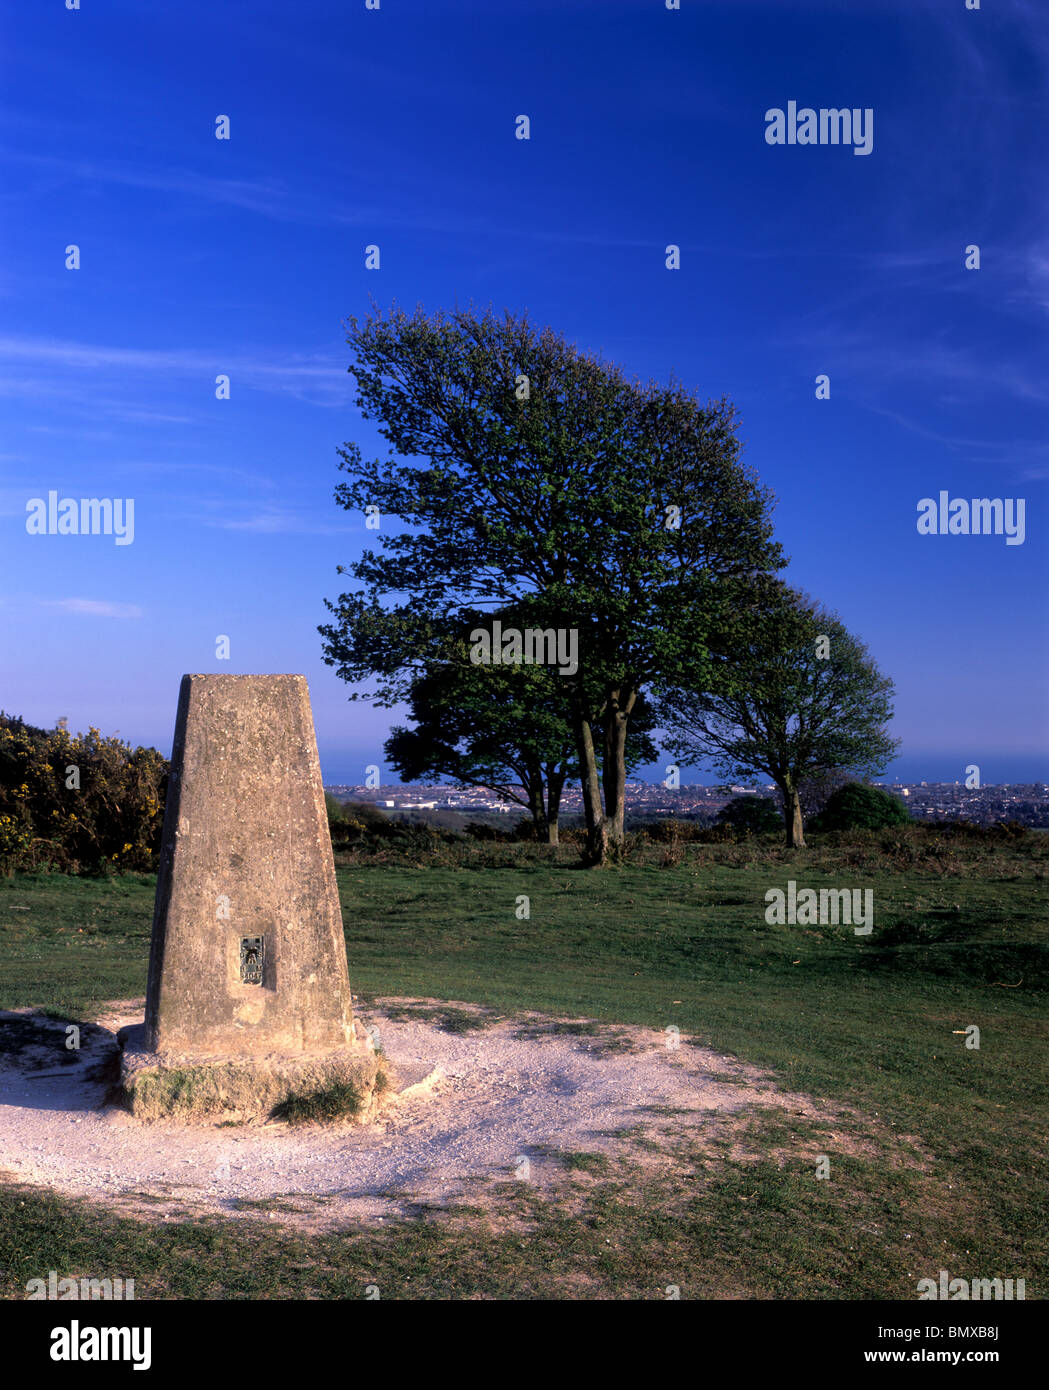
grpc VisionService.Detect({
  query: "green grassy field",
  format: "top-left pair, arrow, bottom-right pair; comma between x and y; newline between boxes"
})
1,837 -> 1046,1299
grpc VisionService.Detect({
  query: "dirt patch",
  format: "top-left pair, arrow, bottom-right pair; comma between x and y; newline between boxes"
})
0,997 -> 902,1231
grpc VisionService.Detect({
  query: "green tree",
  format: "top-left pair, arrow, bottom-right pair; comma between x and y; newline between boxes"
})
319,302 -> 783,864
658,584 -> 899,848
386,664 -> 571,844
812,782 -> 910,832
385,632 -> 658,844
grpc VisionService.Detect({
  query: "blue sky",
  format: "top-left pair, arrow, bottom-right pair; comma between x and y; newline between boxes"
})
3,0 -> 1047,785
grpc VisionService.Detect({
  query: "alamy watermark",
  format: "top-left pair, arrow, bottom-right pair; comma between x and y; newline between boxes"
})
917,1270 -> 1025,1301
26,491 -> 135,546
765,880 -> 873,934
470,619 -> 578,677
26,1271 -> 135,1300
764,102 -> 874,156
917,493 -> 1025,546
49,1322 -> 151,1371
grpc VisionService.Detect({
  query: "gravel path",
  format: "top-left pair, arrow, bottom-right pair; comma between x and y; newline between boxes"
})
0,998 -> 815,1229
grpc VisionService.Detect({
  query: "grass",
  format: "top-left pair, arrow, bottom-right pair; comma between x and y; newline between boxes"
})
270,1080 -> 364,1125
1,836 -> 1046,1299
376,1002 -> 500,1033
536,1147 -> 614,1176
0,870 -> 155,1014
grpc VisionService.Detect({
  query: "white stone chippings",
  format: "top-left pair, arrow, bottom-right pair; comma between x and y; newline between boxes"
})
0,999 -> 821,1228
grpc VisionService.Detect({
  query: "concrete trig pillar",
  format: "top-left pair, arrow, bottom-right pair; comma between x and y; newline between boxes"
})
145,674 -> 354,1054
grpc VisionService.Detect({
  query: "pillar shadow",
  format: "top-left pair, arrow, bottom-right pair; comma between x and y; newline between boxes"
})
0,1009 -> 123,1115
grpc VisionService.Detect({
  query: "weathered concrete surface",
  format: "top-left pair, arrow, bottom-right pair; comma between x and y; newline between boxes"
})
144,674 -> 354,1056
119,1024 -> 385,1124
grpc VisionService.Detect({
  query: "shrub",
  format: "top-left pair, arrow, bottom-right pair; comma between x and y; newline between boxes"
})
717,795 -> 783,837
326,800 -> 403,845
464,820 -> 511,842
0,712 -> 168,875
696,821 -> 738,844
812,782 -> 910,832
638,818 -> 710,843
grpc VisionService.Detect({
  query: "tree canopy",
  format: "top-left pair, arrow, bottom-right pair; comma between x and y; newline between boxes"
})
658,583 -> 899,847
320,301 -> 784,863
384,628 -> 657,843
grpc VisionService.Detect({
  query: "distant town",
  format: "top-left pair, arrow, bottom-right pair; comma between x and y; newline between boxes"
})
326,780 -> 1049,828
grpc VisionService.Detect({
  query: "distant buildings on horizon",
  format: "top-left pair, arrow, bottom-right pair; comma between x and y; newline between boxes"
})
325,779 -> 1049,828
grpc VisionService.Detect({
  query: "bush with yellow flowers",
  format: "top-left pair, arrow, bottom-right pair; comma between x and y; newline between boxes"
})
0,711 -> 168,875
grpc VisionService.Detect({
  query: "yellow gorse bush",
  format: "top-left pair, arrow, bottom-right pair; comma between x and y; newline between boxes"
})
0,710 -> 168,874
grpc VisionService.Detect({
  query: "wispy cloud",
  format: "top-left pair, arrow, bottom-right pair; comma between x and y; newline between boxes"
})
111,461 -> 283,489
0,148 -> 377,227
1020,247 -> 1049,314
202,508 -> 346,536
788,324 -> 1049,409
0,145 -> 557,244
853,403 -> 1049,471
0,335 -> 355,409
39,598 -> 144,619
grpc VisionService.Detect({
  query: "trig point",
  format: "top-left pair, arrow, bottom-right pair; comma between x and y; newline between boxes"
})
146,674 -> 352,1054
120,674 -> 383,1122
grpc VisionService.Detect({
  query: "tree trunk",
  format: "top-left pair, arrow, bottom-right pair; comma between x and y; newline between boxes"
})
601,698 -> 628,856
574,715 -> 606,865
601,689 -> 635,858
524,766 -> 548,839
545,769 -> 564,846
778,780 -> 806,848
